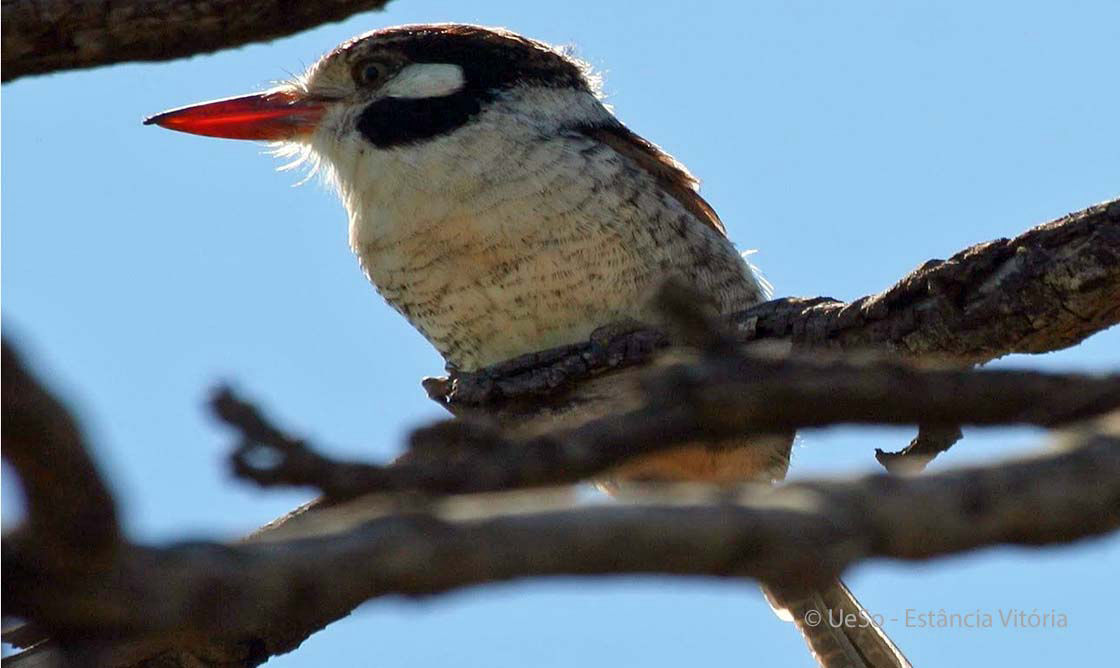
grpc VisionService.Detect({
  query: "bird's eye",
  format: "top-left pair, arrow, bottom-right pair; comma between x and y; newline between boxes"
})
354,61 -> 387,87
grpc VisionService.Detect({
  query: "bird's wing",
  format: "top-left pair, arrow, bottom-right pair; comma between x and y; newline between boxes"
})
577,124 -> 727,237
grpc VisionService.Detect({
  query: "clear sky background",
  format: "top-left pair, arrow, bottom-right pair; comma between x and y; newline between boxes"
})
3,1 -> 1118,666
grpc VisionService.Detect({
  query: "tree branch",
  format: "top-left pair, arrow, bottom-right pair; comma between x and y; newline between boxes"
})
732,197 -> 1120,363
216,355 -> 1120,499
1,0 -> 392,83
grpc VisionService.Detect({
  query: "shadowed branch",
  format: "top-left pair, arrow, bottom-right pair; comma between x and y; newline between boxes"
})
1,0 -> 393,82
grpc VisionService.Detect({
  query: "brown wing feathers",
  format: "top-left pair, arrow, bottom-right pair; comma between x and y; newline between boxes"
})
579,124 -> 727,236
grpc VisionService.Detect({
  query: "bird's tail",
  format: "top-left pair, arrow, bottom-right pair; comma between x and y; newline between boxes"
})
763,579 -> 911,668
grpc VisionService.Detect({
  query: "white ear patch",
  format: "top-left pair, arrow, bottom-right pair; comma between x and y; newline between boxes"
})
382,63 -> 466,99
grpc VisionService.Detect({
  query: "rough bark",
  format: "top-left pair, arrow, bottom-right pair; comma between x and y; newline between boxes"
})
1,0 -> 392,82
731,198 -> 1120,362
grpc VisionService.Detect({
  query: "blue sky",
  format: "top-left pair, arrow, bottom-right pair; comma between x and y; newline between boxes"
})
3,1 -> 1118,665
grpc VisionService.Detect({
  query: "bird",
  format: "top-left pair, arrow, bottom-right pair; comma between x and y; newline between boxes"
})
146,23 -> 909,668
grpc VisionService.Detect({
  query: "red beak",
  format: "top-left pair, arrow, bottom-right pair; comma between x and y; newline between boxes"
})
144,91 -> 325,140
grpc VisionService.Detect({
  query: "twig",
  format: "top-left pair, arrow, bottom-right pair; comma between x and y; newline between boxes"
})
876,424 -> 964,473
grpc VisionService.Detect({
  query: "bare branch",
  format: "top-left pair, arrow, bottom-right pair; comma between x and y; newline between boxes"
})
214,354 -> 1120,499
731,197 -> 1120,363
1,0 -> 392,83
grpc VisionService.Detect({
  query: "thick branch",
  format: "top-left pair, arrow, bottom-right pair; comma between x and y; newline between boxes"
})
1,0 -> 392,83
5,418 -> 1119,665
732,197 -> 1120,363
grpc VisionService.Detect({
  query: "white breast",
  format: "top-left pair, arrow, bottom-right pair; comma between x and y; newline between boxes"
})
313,87 -> 762,370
